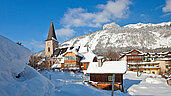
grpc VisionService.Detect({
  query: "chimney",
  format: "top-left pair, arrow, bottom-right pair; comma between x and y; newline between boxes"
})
98,56 -> 103,67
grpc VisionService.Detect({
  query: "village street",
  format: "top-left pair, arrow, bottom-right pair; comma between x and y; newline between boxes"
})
40,70 -> 129,96
41,70 -> 171,96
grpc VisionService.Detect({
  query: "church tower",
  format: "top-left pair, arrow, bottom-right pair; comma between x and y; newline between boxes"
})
45,20 -> 59,57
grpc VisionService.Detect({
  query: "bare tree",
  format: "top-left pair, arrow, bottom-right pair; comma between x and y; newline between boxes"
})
106,49 -> 119,61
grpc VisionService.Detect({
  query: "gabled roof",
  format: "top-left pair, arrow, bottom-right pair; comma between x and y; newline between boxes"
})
128,49 -> 143,54
62,50 -> 83,57
80,50 -> 97,63
120,49 -> 144,59
87,61 -> 127,74
47,20 -> 57,40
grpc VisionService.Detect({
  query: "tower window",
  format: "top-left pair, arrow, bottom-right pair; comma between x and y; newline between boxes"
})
48,47 -> 50,52
48,42 -> 51,45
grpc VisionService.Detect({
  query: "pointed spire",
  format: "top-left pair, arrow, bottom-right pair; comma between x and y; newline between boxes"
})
47,19 -> 57,40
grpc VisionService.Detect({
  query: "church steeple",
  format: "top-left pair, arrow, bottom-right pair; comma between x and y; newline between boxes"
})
45,20 -> 59,57
47,20 -> 57,40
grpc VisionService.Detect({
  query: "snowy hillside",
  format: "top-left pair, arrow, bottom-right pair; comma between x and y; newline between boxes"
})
61,22 -> 171,54
32,50 -> 45,57
0,35 -> 55,96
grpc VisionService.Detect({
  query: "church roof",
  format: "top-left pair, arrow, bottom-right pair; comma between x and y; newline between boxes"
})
47,20 -> 57,40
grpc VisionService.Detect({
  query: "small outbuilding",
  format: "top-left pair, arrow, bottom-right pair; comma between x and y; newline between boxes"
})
86,58 -> 127,91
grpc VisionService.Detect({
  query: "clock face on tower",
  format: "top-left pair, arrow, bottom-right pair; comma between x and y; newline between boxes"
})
47,42 -> 51,45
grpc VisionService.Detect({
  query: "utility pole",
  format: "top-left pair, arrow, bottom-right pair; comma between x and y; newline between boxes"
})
137,63 -> 139,77
112,74 -> 115,96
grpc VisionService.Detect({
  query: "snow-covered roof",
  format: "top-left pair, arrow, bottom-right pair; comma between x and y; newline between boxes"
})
79,46 -> 88,53
80,51 -> 97,63
62,49 -> 83,57
126,54 -> 144,56
56,56 -> 64,64
87,61 -> 127,74
51,64 -> 61,68
120,49 -> 145,58
130,66 -> 160,69
97,56 -> 103,59
128,62 -> 159,65
155,58 -> 171,61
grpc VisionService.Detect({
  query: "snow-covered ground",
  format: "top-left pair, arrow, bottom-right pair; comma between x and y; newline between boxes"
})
41,70 -> 128,96
41,70 -> 171,96
0,35 -> 55,96
124,71 -> 171,96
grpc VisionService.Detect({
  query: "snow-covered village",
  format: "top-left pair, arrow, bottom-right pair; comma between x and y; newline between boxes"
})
0,0 -> 171,96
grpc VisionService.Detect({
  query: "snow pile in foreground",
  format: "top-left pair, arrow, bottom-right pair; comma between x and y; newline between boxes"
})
124,71 -> 171,96
0,35 -> 55,96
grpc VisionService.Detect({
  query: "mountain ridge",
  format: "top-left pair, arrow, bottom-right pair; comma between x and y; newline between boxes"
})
61,22 -> 171,55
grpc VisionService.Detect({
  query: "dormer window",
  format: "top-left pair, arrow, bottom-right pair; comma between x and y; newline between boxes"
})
132,52 -> 137,55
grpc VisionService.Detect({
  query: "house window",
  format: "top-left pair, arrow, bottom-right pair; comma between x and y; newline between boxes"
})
64,56 -> 76,60
132,52 -> 137,55
72,64 -> 76,66
65,56 -> 70,60
86,65 -> 88,68
70,56 -> 75,60
128,56 -> 132,59
48,47 -> 50,52
108,76 -> 113,81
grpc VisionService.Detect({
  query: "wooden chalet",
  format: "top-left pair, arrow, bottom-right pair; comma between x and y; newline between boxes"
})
120,50 -> 144,71
62,50 -> 83,71
86,58 -> 127,91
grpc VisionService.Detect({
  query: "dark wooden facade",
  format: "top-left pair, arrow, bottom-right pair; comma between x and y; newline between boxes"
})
127,50 -> 143,63
89,74 -> 124,91
90,74 -> 123,83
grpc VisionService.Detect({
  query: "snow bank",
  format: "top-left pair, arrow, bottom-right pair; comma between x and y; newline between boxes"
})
0,35 -> 55,96
145,77 -> 163,84
125,71 -> 171,96
0,35 -> 30,74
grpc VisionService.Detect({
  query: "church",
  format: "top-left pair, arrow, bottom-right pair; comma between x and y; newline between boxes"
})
43,20 -> 98,71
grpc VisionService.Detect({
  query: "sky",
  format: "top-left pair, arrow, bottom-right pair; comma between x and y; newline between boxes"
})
0,0 -> 171,53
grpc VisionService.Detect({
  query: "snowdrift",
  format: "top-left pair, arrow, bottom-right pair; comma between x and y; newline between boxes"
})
0,35 -> 55,96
